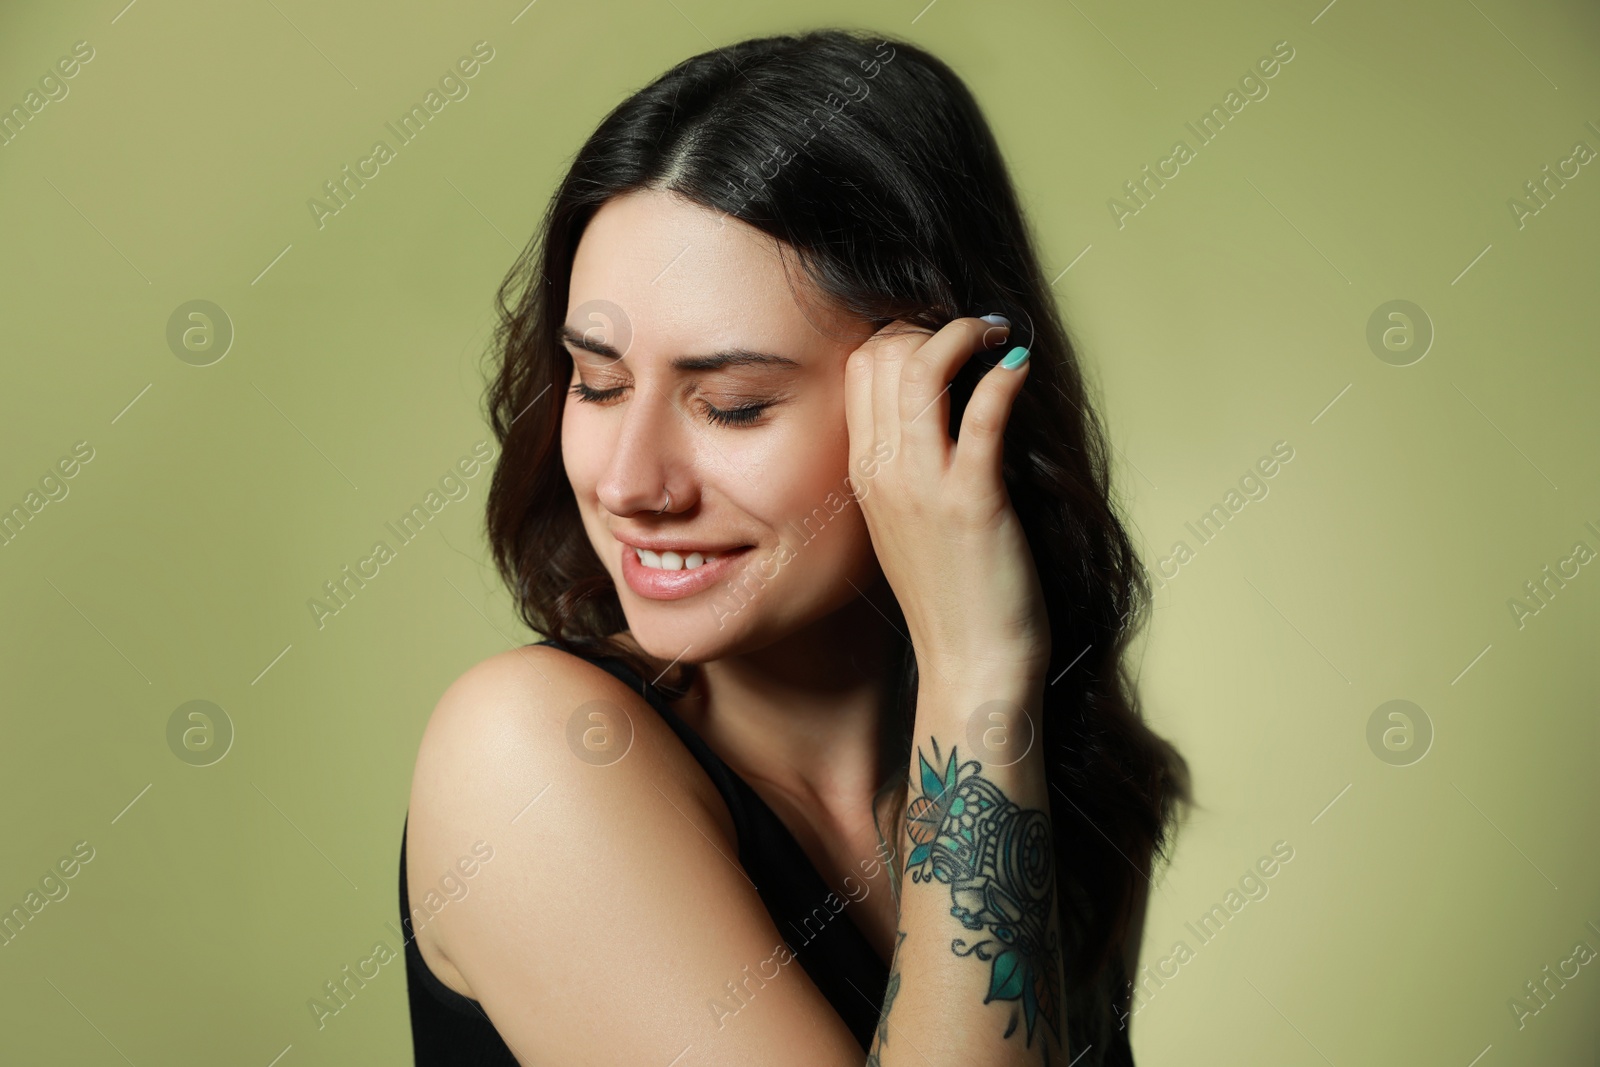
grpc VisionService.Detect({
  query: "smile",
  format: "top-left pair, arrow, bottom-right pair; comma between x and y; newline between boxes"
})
618,543 -> 754,601
633,548 -> 720,571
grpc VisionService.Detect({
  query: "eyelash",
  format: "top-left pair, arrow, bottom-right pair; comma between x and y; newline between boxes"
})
567,381 -> 771,427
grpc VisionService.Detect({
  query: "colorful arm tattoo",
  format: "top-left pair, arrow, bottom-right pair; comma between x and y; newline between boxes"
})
904,739 -> 1063,1050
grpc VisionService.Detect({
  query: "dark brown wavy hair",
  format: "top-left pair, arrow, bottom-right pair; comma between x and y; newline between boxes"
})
481,28 -> 1188,1065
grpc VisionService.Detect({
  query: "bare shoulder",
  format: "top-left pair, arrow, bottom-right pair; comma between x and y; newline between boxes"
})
404,643 -> 861,1064
409,641 -> 730,842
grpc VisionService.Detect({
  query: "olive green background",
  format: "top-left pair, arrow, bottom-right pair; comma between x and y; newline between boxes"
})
3,0 -> 1597,1063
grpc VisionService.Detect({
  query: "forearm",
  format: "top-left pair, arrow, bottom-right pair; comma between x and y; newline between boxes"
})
868,665 -> 1066,1066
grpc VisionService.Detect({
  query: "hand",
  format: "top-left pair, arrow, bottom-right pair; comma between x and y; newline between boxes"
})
843,317 -> 1051,686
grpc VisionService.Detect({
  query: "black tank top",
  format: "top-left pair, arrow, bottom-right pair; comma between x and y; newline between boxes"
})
398,636 -> 891,1063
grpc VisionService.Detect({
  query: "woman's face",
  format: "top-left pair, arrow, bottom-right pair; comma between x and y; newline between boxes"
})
561,187 -> 883,663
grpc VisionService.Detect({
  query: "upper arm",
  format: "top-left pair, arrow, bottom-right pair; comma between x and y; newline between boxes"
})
406,643 -> 866,1066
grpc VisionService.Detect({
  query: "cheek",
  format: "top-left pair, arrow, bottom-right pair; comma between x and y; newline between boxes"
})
560,405 -> 616,549
755,407 -> 875,569
740,393 -> 849,512
560,402 -> 602,492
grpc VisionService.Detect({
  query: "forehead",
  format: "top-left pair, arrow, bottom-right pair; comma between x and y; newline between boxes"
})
567,188 -> 841,358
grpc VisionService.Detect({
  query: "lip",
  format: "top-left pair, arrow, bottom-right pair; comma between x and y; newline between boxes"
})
614,532 -> 752,554
619,541 -> 754,601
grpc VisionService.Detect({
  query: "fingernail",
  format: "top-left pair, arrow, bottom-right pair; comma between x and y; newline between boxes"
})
1000,346 -> 1030,370
980,313 -> 1010,327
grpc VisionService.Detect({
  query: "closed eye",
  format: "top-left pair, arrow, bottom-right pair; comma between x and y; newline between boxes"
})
567,381 -> 774,428
569,381 -> 624,404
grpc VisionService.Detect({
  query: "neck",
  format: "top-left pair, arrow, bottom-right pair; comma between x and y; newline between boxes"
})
667,586 -> 902,827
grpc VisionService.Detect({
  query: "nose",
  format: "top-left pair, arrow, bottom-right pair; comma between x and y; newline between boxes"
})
593,383 -> 694,517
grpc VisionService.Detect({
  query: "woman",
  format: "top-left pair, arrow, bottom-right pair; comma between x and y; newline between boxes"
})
401,28 -> 1187,1066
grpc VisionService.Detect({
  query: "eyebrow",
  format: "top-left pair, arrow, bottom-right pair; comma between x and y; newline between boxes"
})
557,325 -> 803,372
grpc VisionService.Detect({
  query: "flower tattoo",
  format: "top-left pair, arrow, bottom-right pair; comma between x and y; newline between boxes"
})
904,739 -> 1062,1049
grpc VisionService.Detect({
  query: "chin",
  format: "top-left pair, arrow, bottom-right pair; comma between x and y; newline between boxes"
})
618,596 -> 761,664
622,569 -> 871,667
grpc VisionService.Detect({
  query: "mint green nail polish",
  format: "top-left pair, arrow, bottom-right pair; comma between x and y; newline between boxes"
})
1000,345 -> 1029,370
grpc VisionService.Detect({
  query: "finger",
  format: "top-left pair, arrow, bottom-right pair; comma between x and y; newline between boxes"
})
871,321 -> 927,453
898,317 -> 1011,463
843,345 -> 876,489
950,344 -> 1030,492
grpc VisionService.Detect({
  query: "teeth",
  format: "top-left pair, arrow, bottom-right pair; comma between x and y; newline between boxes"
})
635,548 -> 718,571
